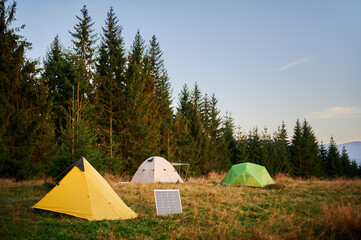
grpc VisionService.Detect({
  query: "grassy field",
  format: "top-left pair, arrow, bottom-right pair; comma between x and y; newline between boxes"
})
1,173 -> 361,240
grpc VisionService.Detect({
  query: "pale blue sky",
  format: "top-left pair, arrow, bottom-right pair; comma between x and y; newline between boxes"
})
16,0 -> 361,143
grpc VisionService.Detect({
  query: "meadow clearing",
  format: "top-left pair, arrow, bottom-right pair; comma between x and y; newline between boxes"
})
1,173 -> 360,240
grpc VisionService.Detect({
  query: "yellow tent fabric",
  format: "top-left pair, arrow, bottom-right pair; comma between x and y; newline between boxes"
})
33,157 -> 138,221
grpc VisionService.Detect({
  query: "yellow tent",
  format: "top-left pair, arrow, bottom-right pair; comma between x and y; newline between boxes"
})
33,157 -> 138,221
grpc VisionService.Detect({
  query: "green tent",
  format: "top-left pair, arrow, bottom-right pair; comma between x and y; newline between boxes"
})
221,162 -> 275,187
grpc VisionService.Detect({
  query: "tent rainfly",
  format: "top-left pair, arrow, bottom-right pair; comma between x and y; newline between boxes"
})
221,162 -> 275,187
33,157 -> 138,220
131,156 -> 184,183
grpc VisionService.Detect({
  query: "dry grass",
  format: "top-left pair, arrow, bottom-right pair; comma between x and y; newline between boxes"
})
316,201 -> 361,239
0,178 -> 44,187
1,174 -> 361,239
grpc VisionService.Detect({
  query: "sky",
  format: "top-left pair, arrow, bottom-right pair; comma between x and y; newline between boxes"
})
14,0 -> 361,144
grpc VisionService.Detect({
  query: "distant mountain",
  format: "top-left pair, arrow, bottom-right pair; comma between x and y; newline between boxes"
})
337,141 -> 361,165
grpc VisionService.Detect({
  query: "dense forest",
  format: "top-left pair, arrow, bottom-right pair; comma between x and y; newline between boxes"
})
1,1 -> 360,179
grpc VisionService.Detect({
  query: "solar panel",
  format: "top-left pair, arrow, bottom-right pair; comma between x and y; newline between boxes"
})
154,189 -> 182,216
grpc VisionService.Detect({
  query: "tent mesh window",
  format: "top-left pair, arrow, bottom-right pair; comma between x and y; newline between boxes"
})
154,189 -> 182,216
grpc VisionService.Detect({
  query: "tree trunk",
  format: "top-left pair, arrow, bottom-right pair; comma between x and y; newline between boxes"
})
110,96 -> 113,159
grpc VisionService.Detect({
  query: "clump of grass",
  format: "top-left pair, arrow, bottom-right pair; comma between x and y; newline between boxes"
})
264,183 -> 285,190
103,173 -> 128,187
315,201 -> 361,239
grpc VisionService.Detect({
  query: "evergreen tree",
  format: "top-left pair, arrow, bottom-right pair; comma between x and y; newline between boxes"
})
144,35 -> 173,155
222,114 -> 238,166
200,93 -> 211,133
69,5 -> 97,92
169,113 -> 191,165
246,128 -> 262,166
178,84 -> 192,118
207,94 -> 231,171
290,119 -> 303,177
340,146 -> 351,177
318,141 -> 328,177
349,160 -> 359,178
187,83 -> 209,174
236,129 -> 248,163
208,94 -> 221,138
290,119 -> 321,177
49,85 -> 100,177
146,35 -> 173,155
121,30 -> 156,172
170,84 -> 192,166
260,127 -> 276,174
0,0 -> 54,178
191,82 -> 202,111
173,84 -> 233,174
95,7 -> 126,170
300,119 -> 321,177
273,122 -> 292,174
172,84 -> 211,174
326,136 -> 341,177
43,35 -> 85,138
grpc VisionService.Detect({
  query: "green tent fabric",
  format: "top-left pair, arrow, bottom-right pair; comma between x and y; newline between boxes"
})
221,162 -> 275,187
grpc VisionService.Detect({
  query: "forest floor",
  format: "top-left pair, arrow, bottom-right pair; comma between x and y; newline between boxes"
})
1,173 -> 361,240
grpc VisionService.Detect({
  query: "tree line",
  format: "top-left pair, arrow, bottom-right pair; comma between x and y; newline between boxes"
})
1,1 -> 360,179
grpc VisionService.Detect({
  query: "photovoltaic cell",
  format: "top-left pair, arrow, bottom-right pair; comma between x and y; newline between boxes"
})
154,189 -> 182,216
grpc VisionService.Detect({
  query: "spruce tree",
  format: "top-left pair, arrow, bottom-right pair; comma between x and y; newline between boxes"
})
300,119 -> 321,177
246,128 -> 262,166
340,146 -> 351,177
349,160 -> 359,178
122,30 -> 155,172
318,141 -> 328,176
178,84 -> 192,118
169,114 -> 191,165
50,85 -> 100,177
172,84 -> 211,174
261,127 -> 276,174
290,119 -> 303,177
0,0 -> 54,178
222,114 -> 238,166
236,129 -> 248,163
69,5 -> 97,92
290,119 -> 321,177
191,82 -> 202,111
43,35 -> 85,138
187,83 -> 209,174
274,122 -> 292,174
200,94 -> 211,132
326,136 -> 341,177
208,94 -> 221,139
171,84 -> 192,166
146,36 -> 172,156
207,94 -> 231,171
199,93 -> 211,171
95,7 -> 126,170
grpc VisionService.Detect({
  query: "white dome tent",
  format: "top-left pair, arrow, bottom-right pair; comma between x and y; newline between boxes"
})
131,156 -> 188,183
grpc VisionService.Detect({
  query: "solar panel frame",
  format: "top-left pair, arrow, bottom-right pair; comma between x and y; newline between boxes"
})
154,189 -> 182,216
